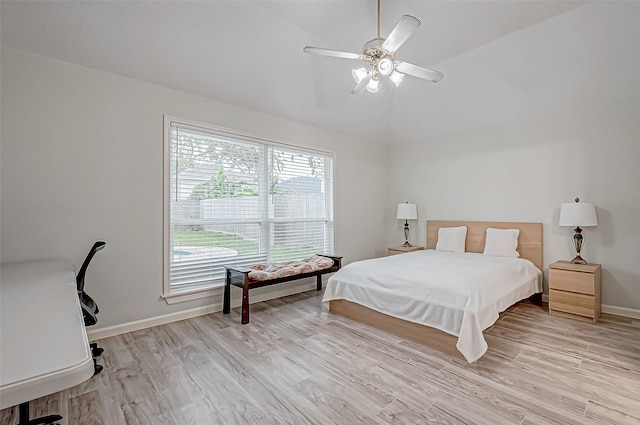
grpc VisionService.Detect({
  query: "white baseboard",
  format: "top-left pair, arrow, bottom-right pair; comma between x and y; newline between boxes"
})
87,281 -> 317,341
89,286 -> 640,341
540,294 -> 640,319
601,304 -> 640,319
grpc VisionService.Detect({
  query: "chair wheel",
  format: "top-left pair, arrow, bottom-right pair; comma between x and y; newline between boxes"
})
93,359 -> 103,376
90,342 -> 104,357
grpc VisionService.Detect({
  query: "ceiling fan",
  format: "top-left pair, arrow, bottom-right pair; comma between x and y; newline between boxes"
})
303,0 -> 444,94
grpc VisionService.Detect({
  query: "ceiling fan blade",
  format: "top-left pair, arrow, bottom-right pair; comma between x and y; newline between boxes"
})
381,15 -> 421,52
396,61 -> 444,82
351,75 -> 371,94
303,46 -> 361,60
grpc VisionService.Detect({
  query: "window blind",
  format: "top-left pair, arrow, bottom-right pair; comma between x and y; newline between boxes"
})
165,119 -> 334,293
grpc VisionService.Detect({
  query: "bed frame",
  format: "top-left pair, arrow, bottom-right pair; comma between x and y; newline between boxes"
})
329,220 -> 543,360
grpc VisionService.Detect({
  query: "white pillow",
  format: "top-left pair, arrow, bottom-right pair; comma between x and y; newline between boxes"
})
435,226 -> 467,253
483,228 -> 520,258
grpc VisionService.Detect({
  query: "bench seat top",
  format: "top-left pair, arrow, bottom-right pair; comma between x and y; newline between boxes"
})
246,255 -> 335,281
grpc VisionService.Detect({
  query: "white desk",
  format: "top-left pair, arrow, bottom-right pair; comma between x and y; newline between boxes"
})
0,260 -> 94,411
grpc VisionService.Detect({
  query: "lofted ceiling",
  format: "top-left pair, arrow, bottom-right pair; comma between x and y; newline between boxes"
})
3,1 -> 636,144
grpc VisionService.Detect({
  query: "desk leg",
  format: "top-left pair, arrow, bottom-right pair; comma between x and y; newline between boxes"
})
17,401 -> 62,425
18,403 -> 28,423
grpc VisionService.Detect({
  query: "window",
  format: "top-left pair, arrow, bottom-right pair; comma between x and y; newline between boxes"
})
163,116 -> 334,302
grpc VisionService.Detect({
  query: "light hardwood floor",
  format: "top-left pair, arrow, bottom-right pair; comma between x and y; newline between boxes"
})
2,290 -> 640,425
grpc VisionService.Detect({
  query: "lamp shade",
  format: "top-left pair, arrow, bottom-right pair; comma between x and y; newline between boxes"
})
559,202 -> 598,227
396,203 -> 417,220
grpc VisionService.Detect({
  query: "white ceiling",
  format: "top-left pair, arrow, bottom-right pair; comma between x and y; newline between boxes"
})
2,1 -> 638,144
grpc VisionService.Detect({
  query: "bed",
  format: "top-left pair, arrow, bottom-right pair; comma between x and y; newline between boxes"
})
323,221 -> 543,363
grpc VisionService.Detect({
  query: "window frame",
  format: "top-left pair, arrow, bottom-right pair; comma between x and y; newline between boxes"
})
162,115 -> 335,304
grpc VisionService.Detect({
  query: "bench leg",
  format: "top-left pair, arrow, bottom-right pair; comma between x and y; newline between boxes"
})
223,272 -> 231,314
316,274 -> 323,291
241,283 -> 250,324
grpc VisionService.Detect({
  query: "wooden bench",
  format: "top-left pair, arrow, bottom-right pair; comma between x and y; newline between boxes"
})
223,254 -> 342,324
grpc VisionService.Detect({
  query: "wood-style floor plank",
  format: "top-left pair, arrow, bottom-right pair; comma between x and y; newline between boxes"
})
2,291 -> 640,425
67,390 -> 106,425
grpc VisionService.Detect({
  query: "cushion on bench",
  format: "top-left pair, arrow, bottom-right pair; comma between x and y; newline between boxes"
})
248,255 -> 335,281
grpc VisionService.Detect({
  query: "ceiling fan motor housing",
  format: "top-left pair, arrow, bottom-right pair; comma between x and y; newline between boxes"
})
362,39 -> 397,77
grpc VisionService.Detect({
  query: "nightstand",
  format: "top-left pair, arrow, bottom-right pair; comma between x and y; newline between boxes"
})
549,260 -> 601,324
387,245 -> 424,256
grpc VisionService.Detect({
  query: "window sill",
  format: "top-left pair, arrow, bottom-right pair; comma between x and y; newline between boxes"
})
162,283 -> 224,305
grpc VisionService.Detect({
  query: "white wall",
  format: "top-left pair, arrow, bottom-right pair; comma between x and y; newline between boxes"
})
384,2 -> 640,314
0,48 -> 390,330
385,98 -> 640,312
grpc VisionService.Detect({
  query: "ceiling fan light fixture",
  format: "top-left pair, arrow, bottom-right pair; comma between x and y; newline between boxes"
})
303,0 -> 444,94
352,67 -> 369,84
377,58 -> 394,76
366,77 -> 379,93
389,70 -> 404,87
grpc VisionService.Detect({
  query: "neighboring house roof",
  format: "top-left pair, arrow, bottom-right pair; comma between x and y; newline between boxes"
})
277,176 -> 321,195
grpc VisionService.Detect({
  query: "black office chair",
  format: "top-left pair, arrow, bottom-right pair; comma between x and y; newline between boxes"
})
77,241 -> 106,375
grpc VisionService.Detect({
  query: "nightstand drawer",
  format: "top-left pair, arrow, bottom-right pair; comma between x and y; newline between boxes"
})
549,268 -> 595,295
549,289 -> 595,318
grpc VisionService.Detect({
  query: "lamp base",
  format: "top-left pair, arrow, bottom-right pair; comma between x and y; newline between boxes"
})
570,227 -> 587,264
402,220 -> 412,247
570,255 -> 587,265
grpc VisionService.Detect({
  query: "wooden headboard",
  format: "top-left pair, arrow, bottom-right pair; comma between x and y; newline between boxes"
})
426,221 -> 543,270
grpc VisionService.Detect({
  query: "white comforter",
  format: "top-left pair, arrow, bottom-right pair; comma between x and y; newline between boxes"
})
322,250 -> 542,362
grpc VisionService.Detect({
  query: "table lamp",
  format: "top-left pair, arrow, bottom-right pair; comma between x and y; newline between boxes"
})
396,202 -> 418,247
558,197 -> 598,264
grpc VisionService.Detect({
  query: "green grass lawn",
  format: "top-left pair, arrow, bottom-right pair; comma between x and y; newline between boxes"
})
173,230 -> 258,253
173,230 -> 318,262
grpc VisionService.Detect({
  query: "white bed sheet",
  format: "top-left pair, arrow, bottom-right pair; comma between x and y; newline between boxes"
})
322,250 -> 542,362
